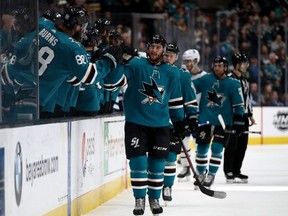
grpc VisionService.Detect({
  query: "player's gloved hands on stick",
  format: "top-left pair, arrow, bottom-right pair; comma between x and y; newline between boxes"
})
103,45 -> 123,69
232,114 -> 245,136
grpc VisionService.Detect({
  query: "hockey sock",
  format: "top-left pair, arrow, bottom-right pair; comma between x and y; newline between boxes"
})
129,155 -> 148,198
147,156 -> 165,199
163,152 -> 177,187
208,142 -> 224,175
196,143 -> 209,174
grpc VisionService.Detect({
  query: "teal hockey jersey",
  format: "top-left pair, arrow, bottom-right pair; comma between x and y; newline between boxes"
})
123,57 -> 184,127
38,19 -> 113,108
192,73 -> 244,126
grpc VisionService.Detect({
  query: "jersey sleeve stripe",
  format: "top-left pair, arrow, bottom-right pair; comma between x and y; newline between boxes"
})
104,75 -> 127,90
82,63 -> 97,84
67,76 -> 81,86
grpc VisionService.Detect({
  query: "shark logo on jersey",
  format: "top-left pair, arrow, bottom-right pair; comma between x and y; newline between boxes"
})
139,76 -> 165,104
206,88 -> 225,107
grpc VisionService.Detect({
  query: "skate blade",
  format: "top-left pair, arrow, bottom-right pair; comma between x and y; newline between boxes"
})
164,200 -> 171,207
234,178 -> 248,184
178,176 -> 190,182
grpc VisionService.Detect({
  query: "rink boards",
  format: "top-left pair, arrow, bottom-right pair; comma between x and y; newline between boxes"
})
0,107 -> 287,215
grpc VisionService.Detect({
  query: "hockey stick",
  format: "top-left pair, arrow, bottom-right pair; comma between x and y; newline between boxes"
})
218,114 -> 226,130
218,114 -> 261,135
178,136 -> 227,199
242,131 -> 261,134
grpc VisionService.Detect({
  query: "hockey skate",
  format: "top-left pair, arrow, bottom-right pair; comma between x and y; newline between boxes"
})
234,173 -> 248,183
177,166 -> 191,182
225,172 -> 235,184
193,173 -> 206,190
162,186 -> 172,206
149,198 -> 163,215
203,174 -> 215,188
133,197 -> 145,215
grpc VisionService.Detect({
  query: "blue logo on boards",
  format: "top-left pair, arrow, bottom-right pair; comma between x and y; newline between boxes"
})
14,142 -> 22,206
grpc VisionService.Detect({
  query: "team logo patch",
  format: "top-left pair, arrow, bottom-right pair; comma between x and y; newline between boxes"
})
206,88 -> 225,107
139,76 -> 165,105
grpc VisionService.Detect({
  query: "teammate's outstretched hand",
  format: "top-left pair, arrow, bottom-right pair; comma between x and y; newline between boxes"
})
103,45 -> 123,69
121,45 -> 138,64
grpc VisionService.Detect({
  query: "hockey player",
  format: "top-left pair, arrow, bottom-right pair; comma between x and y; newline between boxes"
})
161,43 -> 198,203
121,35 -> 185,215
223,53 -> 256,183
73,26 -> 104,116
37,6 -> 123,118
1,8 -> 37,121
192,56 -> 245,188
177,49 -> 207,182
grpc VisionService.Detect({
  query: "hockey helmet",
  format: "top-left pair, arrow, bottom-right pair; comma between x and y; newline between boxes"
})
11,8 -> 35,34
182,49 -> 200,63
42,9 -> 63,24
213,56 -> 228,71
63,6 -> 89,29
147,34 -> 167,48
109,30 -> 122,41
231,53 -> 248,66
166,43 -> 180,54
94,18 -> 111,33
82,27 -> 102,47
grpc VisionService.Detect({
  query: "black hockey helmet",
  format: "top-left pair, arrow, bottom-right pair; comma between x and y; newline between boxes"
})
42,9 -> 63,24
63,6 -> 89,29
11,8 -> 35,33
82,27 -> 102,47
109,30 -> 122,41
231,53 -> 248,66
166,43 -> 180,54
147,34 -> 167,48
213,56 -> 228,67
94,18 -> 111,33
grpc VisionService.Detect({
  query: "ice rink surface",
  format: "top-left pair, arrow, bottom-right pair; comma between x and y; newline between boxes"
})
84,144 -> 288,216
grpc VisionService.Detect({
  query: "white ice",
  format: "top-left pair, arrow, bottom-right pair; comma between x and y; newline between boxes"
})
84,144 -> 288,216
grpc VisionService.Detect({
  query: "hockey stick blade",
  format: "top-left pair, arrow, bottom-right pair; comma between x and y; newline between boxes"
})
179,136 -> 227,199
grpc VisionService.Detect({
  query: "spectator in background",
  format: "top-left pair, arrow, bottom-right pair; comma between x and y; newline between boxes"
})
262,52 -> 282,93
248,55 -> 259,83
261,81 -> 273,106
266,90 -> 284,106
250,82 -> 259,106
270,34 -> 286,53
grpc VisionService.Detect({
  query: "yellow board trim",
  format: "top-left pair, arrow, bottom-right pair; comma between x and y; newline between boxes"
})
44,174 -> 128,216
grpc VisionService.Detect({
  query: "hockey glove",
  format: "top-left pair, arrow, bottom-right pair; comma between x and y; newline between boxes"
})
233,114 -> 245,136
172,121 -> 186,140
103,45 -> 123,69
121,45 -> 138,64
186,115 -> 198,133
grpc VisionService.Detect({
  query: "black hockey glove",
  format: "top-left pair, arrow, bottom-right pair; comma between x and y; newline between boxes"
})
103,45 -> 123,69
232,114 -> 245,136
169,128 -> 182,154
121,45 -> 138,64
90,48 -> 103,63
172,121 -> 186,140
186,115 -> 198,133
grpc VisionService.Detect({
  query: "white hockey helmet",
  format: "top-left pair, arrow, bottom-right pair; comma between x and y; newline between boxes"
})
182,49 -> 200,64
